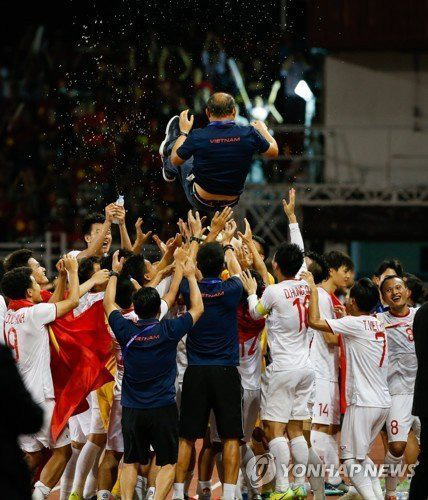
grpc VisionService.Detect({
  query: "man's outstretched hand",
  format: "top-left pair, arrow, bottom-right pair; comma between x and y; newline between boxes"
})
179,109 -> 194,134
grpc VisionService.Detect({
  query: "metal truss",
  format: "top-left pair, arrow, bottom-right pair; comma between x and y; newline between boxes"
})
235,183 -> 428,246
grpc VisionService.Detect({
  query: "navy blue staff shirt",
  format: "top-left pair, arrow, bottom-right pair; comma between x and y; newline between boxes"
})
108,310 -> 193,409
177,121 -> 270,196
179,276 -> 243,366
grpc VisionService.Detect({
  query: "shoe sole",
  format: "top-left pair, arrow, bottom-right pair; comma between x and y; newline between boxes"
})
159,115 -> 179,157
162,167 -> 176,182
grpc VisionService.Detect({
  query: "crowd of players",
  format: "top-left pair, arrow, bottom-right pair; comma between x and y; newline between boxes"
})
0,191 -> 426,500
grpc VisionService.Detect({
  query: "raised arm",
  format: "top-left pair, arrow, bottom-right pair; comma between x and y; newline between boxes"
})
79,268 -> 110,297
55,255 -> 80,317
132,218 -> 152,255
222,220 -> 242,276
77,204 -> 115,259
238,218 -> 270,286
103,251 -> 124,317
283,188 -> 307,274
48,259 -> 67,303
205,207 -> 233,243
171,110 -> 194,166
161,252 -> 186,309
115,205 -> 133,252
182,259 -> 204,324
251,120 -> 278,158
301,271 -> 338,345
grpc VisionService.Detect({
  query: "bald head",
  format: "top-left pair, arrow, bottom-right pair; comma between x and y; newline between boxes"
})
206,92 -> 236,119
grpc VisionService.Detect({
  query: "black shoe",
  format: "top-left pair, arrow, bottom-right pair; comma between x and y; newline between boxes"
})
159,115 -> 180,157
161,156 -> 177,182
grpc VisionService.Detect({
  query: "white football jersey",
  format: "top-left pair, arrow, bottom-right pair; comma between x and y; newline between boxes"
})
327,315 -> 391,408
0,295 -> 6,345
74,291 -> 104,317
249,279 -> 312,371
309,287 -> 339,382
377,308 -> 417,395
238,333 -> 262,390
4,303 -> 57,403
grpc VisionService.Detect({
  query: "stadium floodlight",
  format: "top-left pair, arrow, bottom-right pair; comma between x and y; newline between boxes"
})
294,80 -> 314,102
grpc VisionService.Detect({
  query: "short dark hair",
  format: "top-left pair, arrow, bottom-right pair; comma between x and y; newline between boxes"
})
206,92 -> 236,117
252,235 -> 270,260
379,274 -> 405,294
82,213 -> 105,236
274,243 -> 304,278
100,249 -> 133,272
306,251 -> 329,284
122,254 -> 147,286
78,257 -> 100,283
1,267 -> 34,300
3,249 -> 33,272
350,278 -> 380,313
133,287 -> 161,319
375,259 -> 404,278
197,242 -> 225,278
404,273 -> 426,304
116,277 -> 135,310
324,250 -> 354,272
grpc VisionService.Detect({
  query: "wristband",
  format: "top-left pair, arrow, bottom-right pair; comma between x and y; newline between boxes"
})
223,244 -> 234,252
190,236 -> 203,244
179,131 -> 189,137
110,271 -> 120,278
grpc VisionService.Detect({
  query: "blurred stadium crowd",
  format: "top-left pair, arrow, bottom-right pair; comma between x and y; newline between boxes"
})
0,23 -> 321,244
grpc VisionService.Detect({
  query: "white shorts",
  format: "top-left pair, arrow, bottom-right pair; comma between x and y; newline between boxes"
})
261,365 -> 314,423
69,408 -> 91,443
106,399 -> 123,452
89,391 -> 107,434
20,399 -> 71,453
312,379 -> 340,426
340,404 -> 389,460
386,394 -> 418,443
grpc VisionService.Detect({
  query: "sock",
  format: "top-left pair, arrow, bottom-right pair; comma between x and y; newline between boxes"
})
71,440 -> 102,495
307,447 -> 325,500
363,457 -> 383,500
97,490 -> 111,499
145,486 -> 155,500
324,433 -> 341,486
60,445 -> 81,500
32,481 -> 51,500
173,483 -> 184,499
385,450 -> 403,496
223,483 -> 236,500
135,475 -> 147,500
240,443 -> 259,495
83,442 -> 104,498
184,469 -> 194,495
290,435 -> 309,487
269,436 -> 290,492
310,430 -> 328,464
344,458 -> 375,499
198,480 -> 212,498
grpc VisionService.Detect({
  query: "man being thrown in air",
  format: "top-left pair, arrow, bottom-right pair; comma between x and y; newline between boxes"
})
159,92 -> 278,214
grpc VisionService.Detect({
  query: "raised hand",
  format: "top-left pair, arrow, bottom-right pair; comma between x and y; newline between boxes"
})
63,254 -> 78,273
56,259 -> 67,277
91,269 -> 110,285
105,203 -> 116,223
179,109 -> 194,134
300,270 -> 315,288
222,220 -> 237,244
282,188 -> 296,223
188,210 -> 204,239
237,218 -> 253,244
240,269 -> 258,295
210,207 -> 233,235
112,250 -> 125,274
153,235 -> 167,255
135,218 -> 152,245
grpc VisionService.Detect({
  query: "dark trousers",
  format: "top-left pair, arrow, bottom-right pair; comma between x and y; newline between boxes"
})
162,156 -> 239,217
409,416 -> 428,500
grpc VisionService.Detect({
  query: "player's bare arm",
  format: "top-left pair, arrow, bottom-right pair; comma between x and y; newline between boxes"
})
55,255 -> 80,317
302,270 -> 339,345
77,204 -> 115,259
103,250 -> 124,316
183,258 -> 204,324
205,206 -> 233,243
251,119 -> 278,158
238,218 -> 270,285
114,205 -> 133,252
170,109 -> 194,166
47,259 -> 67,303
222,220 -> 242,276
132,217 -> 152,255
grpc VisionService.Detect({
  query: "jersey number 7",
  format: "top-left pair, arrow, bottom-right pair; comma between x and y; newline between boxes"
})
375,331 -> 386,367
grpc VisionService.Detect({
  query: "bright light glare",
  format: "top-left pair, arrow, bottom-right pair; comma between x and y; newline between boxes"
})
294,80 -> 314,102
